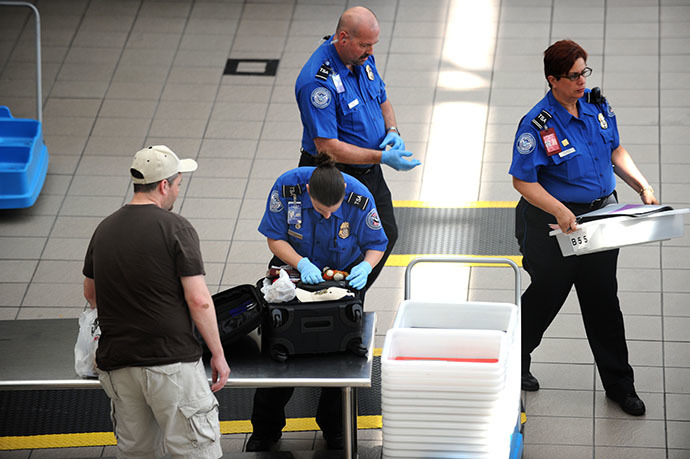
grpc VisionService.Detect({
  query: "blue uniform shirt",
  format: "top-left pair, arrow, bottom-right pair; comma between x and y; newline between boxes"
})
295,38 -> 387,162
509,89 -> 619,203
258,167 -> 388,270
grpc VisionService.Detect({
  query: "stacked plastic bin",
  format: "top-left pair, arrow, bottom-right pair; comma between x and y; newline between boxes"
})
381,300 -> 520,458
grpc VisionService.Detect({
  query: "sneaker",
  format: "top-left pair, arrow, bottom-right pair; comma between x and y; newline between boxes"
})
606,391 -> 646,416
246,432 -> 281,452
521,372 -> 540,391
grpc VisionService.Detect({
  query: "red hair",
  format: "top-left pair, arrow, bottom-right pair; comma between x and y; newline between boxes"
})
544,40 -> 588,88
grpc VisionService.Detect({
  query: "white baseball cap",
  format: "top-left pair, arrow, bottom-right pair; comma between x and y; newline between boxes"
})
130,145 -> 198,185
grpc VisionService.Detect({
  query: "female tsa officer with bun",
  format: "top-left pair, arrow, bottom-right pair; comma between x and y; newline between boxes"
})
246,152 -> 388,452
510,40 -> 658,416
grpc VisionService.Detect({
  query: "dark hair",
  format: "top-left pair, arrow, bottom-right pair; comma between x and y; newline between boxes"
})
308,153 -> 345,206
132,173 -> 178,193
544,40 -> 588,88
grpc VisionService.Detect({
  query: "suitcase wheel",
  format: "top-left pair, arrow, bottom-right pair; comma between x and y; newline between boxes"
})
347,338 -> 367,357
271,309 -> 283,328
348,304 -> 363,323
270,344 -> 288,362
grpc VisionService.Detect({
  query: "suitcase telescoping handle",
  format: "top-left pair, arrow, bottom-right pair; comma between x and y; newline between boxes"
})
404,256 -> 521,306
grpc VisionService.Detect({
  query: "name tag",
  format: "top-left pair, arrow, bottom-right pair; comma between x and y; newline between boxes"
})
287,229 -> 303,240
348,98 -> 359,109
559,147 -> 576,158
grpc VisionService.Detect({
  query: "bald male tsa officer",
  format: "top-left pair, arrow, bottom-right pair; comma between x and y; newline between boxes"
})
295,6 -> 422,289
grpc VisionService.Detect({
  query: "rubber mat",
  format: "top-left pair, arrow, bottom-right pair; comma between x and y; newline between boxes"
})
392,205 -> 519,257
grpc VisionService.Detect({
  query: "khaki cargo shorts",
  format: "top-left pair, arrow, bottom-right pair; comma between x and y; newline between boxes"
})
98,359 -> 222,459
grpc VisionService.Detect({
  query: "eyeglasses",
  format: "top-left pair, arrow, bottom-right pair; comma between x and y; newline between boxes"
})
556,67 -> 592,81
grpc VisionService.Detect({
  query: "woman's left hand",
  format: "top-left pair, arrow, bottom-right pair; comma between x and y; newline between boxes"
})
346,261 -> 372,290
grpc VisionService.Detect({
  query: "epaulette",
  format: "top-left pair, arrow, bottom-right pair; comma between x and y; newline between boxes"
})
346,192 -> 369,210
281,184 -> 305,198
315,61 -> 332,81
531,109 -> 552,130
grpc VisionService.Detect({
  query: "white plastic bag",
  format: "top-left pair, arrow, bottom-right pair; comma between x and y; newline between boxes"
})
74,308 -> 100,378
261,269 -> 296,303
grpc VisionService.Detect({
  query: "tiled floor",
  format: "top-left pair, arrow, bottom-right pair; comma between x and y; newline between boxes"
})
1,0 -> 689,458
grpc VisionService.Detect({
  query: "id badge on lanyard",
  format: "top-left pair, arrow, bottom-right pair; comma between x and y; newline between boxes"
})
287,200 -> 302,226
540,127 -> 562,156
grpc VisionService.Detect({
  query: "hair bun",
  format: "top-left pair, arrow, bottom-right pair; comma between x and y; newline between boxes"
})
314,152 -> 336,168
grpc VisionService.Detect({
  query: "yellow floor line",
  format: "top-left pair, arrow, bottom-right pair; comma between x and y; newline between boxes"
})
0,416 -> 384,450
386,254 -> 522,267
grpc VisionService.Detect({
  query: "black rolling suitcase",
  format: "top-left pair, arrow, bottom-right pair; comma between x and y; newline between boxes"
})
195,284 -> 264,354
197,280 -> 366,362
261,280 -> 366,362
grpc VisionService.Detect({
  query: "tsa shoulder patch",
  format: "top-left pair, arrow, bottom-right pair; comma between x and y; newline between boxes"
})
366,208 -> 382,230
310,87 -> 331,109
269,189 -> 283,213
516,132 -> 536,155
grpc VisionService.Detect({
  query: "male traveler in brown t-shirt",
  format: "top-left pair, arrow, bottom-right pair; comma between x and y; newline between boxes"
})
83,145 -> 230,459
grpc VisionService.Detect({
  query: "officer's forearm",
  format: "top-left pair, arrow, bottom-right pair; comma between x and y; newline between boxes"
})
313,137 -> 382,165
363,249 -> 384,269
380,100 -> 398,131
267,238 -> 304,269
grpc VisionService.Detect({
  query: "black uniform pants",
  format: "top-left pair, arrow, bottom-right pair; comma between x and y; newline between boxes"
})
251,386 -> 342,437
299,152 -> 398,290
516,196 -> 635,395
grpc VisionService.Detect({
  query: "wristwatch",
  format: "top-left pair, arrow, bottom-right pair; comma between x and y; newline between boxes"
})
387,126 -> 400,135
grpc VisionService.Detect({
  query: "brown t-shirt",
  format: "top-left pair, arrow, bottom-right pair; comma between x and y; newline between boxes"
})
83,204 -> 205,371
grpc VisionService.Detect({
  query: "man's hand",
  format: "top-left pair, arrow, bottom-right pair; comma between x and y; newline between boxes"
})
297,257 -> 324,284
381,150 -> 421,171
379,131 -> 405,150
209,354 -> 230,392
346,261 -> 372,290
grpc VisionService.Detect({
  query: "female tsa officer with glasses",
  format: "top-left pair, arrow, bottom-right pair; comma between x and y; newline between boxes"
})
510,40 -> 658,416
246,152 -> 387,452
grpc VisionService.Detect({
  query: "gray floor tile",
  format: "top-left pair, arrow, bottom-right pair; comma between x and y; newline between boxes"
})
232,219 -> 264,242
106,82 -> 164,100
226,240 -> 272,264
179,197 -> 242,220
0,283 -> 27,307
529,363 -> 595,391
0,260 -> 38,283
220,262 -> 267,287
41,237 -> 89,261
0,237 -> 46,259
595,418 -> 665,448
523,415 -> 593,446
543,313 -> 587,339
524,389 -> 594,417
532,338 -> 595,365
59,195 -> 125,217
523,444 -> 593,459
16,306 -> 84,319
32,260 -> 83,283
665,341 -> 690,366
668,421 -> 690,449
22,282 -> 85,308
186,177 -> 247,199
594,446 -> 666,459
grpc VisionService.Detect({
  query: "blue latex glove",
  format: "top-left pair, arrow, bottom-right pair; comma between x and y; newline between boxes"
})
379,131 -> 405,150
297,257 -> 323,284
381,150 -> 422,171
346,261 -> 372,290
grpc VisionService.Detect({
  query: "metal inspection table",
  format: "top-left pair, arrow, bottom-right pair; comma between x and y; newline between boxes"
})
0,312 -> 376,459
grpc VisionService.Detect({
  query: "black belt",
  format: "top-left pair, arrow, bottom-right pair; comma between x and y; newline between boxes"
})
563,191 -> 616,213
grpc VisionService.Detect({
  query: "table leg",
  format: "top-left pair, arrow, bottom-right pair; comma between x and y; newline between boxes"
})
342,386 -> 358,458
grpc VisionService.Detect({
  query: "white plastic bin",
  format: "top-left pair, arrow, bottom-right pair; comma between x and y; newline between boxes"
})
550,206 -> 689,257
393,300 -> 517,337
